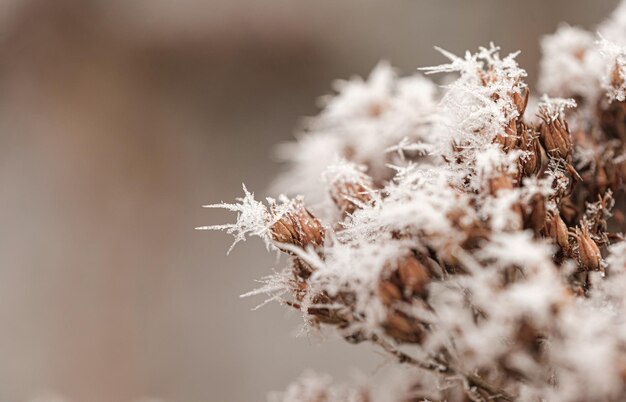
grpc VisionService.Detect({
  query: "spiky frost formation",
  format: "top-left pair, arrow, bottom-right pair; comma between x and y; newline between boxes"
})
272,61 -> 438,214
205,2 -> 626,401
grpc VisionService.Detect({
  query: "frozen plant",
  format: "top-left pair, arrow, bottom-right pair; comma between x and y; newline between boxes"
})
203,2 -> 626,401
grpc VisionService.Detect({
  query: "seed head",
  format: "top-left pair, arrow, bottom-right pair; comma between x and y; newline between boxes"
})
573,225 -> 602,271
270,198 -> 325,249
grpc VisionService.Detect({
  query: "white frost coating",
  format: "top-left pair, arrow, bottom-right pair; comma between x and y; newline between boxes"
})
538,24 -> 602,103
539,0 -> 626,112
537,95 -> 577,122
272,62 -> 439,212
598,35 -> 626,102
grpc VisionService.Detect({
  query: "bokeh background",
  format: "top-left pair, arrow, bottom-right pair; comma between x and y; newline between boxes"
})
0,1 -> 619,401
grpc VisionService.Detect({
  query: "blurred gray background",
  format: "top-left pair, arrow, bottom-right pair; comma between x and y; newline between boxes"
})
0,0 -> 618,401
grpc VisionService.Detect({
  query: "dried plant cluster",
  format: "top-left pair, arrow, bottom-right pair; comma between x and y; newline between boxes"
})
203,3 -> 626,402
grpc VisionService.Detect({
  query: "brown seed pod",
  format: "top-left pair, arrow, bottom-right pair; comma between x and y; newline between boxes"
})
611,61 -> 625,91
397,256 -> 431,297
378,279 -> 403,306
328,170 -> 375,216
539,116 -> 572,160
379,255 -> 432,303
518,123 -> 543,176
382,310 -> 425,344
270,199 -> 325,249
548,213 -> 570,254
494,119 -> 519,152
571,225 -> 602,271
512,86 -> 530,116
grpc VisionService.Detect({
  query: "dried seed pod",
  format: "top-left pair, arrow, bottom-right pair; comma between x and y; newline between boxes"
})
611,61 -> 625,92
397,255 -> 431,297
327,168 -> 374,215
539,116 -> 572,160
518,123 -> 543,176
512,86 -> 530,116
494,119 -> 518,152
382,310 -> 425,344
308,292 -> 351,326
572,225 -> 602,271
378,279 -> 403,306
379,255 -> 431,303
548,213 -> 570,254
270,198 -> 325,249
292,257 -> 315,280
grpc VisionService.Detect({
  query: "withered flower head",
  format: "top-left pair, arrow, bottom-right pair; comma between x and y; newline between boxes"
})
270,197 -> 325,250
324,161 -> 375,216
539,110 -> 573,160
493,119 -> 518,153
548,213 -> 571,254
518,123 -> 543,177
571,223 -> 602,271
512,86 -> 530,117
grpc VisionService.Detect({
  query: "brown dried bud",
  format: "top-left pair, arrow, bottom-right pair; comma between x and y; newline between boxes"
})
378,255 -> 431,304
611,61 -> 625,91
308,291 -> 351,326
494,119 -> 518,152
382,310 -> 425,344
270,199 -> 325,249
378,279 -> 402,306
539,115 -> 572,160
397,256 -> 430,297
573,226 -> 602,271
328,169 -> 374,215
548,213 -> 570,253
518,124 -> 543,176
512,86 -> 529,116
